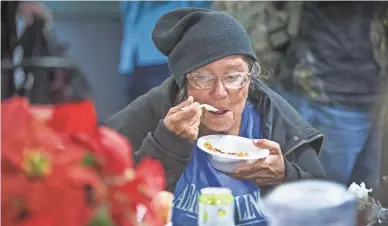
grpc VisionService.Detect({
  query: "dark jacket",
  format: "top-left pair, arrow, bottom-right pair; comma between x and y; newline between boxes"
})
1,1 -> 19,99
106,77 -> 326,195
279,2 -> 388,110
380,86 -> 388,206
377,4 -> 388,204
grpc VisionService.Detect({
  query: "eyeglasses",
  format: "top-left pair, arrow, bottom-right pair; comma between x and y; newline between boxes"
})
186,62 -> 260,90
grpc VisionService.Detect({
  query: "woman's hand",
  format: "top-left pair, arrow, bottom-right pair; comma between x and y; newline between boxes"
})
163,96 -> 202,141
230,139 -> 285,186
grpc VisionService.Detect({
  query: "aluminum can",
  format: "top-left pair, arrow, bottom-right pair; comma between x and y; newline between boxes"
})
198,187 -> 235,226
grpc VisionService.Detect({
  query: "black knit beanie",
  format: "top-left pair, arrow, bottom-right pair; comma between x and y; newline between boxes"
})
152,8 -> 258,87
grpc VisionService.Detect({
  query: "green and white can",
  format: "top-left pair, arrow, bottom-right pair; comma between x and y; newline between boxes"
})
198,187 -> 235,226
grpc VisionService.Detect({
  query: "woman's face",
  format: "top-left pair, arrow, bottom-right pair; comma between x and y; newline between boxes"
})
186,55 -> 251,135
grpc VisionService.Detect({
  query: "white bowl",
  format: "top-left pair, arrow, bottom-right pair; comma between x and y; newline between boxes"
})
197,135 -> 270,173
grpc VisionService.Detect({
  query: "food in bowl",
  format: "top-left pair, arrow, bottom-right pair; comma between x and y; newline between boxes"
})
204,141 -> 249,157
198,135 -> 270,173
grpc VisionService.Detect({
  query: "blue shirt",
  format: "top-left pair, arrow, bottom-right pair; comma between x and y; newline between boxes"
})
119,1 -> 212,76
172,101 -> 268,226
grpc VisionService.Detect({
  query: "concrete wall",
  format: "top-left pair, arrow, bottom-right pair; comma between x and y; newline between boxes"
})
48,3 -> 130,121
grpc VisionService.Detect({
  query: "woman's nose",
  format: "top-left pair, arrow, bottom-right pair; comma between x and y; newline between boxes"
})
211,79 -> 228,99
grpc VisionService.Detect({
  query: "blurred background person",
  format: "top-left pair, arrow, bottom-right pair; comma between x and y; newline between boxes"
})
277,2 -> 388,191
380,78 -> 388,206
119,1 -> 212,103
213,1 -> 305,117
376,3 -> 388,205
213,1 -> 303,83
1,1 -> 51,100
216,1 -> 388,193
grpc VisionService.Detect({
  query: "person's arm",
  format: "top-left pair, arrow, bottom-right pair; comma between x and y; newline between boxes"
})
17,2 -> 52,27
283,143 -> 326,182
133,120 -> 194,192
105,94 -> 194,193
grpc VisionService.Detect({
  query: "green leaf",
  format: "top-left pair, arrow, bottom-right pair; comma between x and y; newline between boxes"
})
89,207 -> 114,226
82,152 -> 96,168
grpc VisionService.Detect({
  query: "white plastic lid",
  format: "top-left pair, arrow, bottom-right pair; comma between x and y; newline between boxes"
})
264,180 -> 355,209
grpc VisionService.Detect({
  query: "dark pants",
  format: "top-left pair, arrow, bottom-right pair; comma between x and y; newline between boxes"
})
127,63 -> 171,103
349,108 -> 383,193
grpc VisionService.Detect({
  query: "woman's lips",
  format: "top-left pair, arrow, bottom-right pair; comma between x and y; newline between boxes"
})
209,109 -> 229,116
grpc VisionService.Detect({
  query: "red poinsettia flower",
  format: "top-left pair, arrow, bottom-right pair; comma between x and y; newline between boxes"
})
108,158 -> 166,226
98,127 -> 134,176
2,97 -> 168,226
47,100 -> 98,137
17,214 -> 53,226
1,97 -> 106,226
2,150 -> 105,226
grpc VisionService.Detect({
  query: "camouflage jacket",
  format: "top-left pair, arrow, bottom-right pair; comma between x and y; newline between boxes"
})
214,1 -> 303,80
215,2 -> 388,109
278,2 -> 388,109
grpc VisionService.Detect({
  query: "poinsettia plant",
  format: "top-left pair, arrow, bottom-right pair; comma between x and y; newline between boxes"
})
1,97 -> 167,226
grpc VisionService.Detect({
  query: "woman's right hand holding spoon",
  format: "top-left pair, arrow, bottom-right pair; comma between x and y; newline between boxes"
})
163,96 -> 203,141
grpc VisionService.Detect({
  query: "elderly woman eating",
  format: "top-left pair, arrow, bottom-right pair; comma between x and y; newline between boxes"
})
107,8 -> 326,226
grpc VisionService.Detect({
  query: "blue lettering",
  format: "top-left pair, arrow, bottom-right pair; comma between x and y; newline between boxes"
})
174,186 -> 266,224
